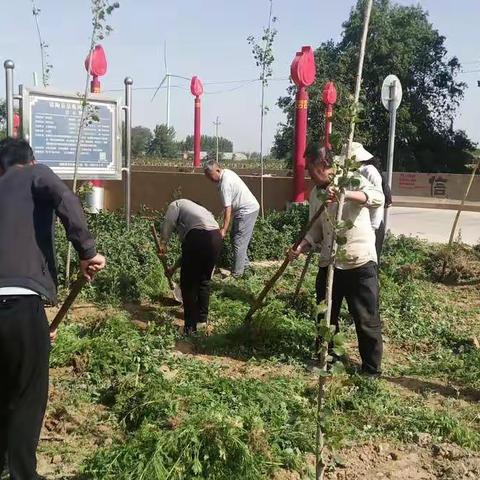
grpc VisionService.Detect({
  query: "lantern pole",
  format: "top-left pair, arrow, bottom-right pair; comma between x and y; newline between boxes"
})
293,86 -> 308,202
88,62 -> 104,212
190,76 -> 204,168
322,82 -> 337,151
290,46 -> 316,203
84,45 -> 108,213
124,77 -> 133,228
194,95 -> 201,167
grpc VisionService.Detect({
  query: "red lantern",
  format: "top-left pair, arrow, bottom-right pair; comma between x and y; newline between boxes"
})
290,46 -> 316,89
84,45 -> 108,93
322,81 -> 337,150
322,81 -> 337,106
190,76 -> 204,97
190,76 -> 204,167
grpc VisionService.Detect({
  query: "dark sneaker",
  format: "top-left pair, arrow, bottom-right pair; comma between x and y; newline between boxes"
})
360,366 -> 382,379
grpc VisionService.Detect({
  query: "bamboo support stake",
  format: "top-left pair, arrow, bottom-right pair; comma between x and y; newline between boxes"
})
316,1 -> 374,478
441,157 -> 480,278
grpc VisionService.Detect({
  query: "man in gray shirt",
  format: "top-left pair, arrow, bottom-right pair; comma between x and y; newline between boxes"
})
159,199 -> 222,334
204,161 -> 259,277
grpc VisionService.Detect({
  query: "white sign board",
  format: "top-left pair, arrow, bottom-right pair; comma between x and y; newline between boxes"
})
381,75 -> 402,111
21,86 -> 122,180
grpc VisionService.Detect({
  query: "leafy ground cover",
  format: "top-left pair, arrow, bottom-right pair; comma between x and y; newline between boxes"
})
35,211 -> 480,479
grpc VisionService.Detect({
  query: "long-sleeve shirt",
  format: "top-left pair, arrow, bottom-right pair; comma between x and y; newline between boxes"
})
161,199 -> 219,243
304,172 -> 384,270
358,164 -> 384,230
0,164 -> 96,304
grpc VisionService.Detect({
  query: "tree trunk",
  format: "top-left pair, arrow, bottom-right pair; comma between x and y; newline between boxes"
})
65,12 -> 99,287
315,1 -> 374,478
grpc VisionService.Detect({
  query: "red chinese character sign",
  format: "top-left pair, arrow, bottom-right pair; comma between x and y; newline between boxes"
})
322,81 -> 337,151
290,46 -> 316,203
85,45 -> 108,94
190,76 -> 204,167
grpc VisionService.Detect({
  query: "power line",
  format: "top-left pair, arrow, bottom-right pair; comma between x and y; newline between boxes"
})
102,85 -> 187,93
103,76 -> 290,95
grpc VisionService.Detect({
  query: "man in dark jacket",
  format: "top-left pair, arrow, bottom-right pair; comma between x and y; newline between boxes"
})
0,137 -> 106,479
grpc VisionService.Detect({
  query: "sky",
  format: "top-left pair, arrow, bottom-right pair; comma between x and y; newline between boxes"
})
1,0 -> 479,153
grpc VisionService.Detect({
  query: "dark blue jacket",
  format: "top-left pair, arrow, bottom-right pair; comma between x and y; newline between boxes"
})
0,164 -> 96,304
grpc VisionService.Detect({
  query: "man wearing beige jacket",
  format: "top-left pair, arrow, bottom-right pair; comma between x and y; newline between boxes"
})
290,144 -> 385,376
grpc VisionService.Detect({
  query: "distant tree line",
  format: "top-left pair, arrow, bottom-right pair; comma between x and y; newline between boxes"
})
131,125 -> 234,159
0,100 -> 7,140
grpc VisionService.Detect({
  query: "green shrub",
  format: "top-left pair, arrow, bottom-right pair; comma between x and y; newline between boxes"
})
56,206 -> 309,303
56,211 -> 171,304
83,359 -> 314,480
50,312 -> 175,389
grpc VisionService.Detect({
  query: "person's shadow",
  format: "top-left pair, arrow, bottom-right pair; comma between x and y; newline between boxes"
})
210,281 -> 256,304
384,375 -> 480,403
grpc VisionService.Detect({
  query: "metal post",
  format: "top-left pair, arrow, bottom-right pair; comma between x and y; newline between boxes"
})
384,80 -> 397,229
213,116 -> 220,162
124,77 -> 133,228
4,60 -> 15,137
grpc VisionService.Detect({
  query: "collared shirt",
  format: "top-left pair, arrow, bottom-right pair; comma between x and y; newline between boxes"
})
218,169 -> 260,216
161,199 -> 219,243
304,172 -> 384,270
358,164 -> 384,229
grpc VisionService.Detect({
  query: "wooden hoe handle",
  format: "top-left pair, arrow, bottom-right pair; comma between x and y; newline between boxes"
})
50,275 -> 88,332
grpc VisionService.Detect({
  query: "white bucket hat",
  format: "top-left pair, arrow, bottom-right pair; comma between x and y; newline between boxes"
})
342,142 -> 373,162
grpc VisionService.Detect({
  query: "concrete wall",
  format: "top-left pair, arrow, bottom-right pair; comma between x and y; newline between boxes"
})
103,167 -> 480,213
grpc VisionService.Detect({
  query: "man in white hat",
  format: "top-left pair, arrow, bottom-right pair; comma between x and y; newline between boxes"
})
347,142 -> 392,259
290,144 -> 385,376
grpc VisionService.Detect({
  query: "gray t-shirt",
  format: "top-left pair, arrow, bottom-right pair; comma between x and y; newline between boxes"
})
218,169 -> 260,216
161,199 -> 219,243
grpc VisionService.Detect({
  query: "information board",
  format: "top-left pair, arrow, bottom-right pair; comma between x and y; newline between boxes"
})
21,87 -> 122,180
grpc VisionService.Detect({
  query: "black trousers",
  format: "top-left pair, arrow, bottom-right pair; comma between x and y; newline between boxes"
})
0,296 -> 50,480
375,221 -> 386,261
180,229 -> 222,333
316,262 -> 383,374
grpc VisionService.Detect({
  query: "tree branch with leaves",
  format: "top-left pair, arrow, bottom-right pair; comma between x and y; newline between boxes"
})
31,0 -> 53,87
247,0 -> 277,217
65,0 -> 120,286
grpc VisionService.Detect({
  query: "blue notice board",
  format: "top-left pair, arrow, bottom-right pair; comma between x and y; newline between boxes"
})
23,88 -> 122,180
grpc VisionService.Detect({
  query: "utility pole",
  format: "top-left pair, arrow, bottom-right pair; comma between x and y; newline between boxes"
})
166,73 -> 171,128
213,116 -> 221,162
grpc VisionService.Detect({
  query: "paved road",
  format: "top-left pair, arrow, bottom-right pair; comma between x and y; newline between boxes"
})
388,207 -> 479,245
